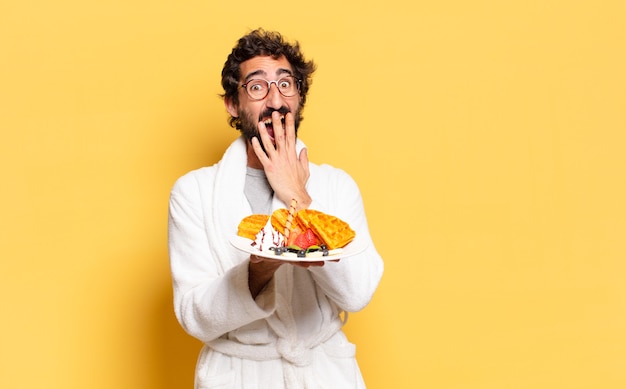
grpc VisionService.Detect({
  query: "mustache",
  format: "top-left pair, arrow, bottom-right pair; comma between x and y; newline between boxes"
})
258,106 -> 291,121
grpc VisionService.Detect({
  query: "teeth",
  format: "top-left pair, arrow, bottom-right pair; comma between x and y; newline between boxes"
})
263,116 -> 285,126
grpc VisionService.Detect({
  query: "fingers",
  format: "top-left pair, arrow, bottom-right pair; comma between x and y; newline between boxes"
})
290,260 -> 325,268
271,111 -> 285,147
272,111 -> 297,152
251,254 -> 324,268
250,136 -> 270,164
283,111 -> 296,146
250,254 -> 284,267
254,111 -> 293,156
298,147 -> 309,171
255,121 -> 274,155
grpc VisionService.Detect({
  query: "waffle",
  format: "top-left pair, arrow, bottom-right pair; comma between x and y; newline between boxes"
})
296,209 -> 355,249
237,214 -> 269,240
271,208 -> 304,236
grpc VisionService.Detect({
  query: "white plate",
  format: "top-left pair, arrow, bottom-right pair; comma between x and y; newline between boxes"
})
230,235 -> 367,262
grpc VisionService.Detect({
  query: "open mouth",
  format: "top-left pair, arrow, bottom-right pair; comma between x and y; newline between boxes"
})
261,115 -> 285,140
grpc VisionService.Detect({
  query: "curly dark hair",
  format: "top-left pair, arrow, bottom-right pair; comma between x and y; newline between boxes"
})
221,29 -> 316,129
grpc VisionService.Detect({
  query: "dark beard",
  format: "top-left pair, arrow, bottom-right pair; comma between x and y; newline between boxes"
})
238,106 -> 301,155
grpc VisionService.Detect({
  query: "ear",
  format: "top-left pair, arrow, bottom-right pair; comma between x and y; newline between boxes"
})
224,97 -> 239,118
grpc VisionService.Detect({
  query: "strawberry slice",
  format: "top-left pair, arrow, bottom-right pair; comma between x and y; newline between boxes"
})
293,228 -> 320,249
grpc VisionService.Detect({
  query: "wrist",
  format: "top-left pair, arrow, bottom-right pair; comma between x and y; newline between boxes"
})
282,192 -> 311,211
248,256 -> 281,298
295,195 -> 312,211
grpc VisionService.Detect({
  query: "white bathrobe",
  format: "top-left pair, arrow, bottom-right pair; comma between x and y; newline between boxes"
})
168,137 -> 384,389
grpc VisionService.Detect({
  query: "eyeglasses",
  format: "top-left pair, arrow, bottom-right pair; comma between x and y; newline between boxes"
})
241,76 -> 301,100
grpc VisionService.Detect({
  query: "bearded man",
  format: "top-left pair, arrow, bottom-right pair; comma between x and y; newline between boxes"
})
168,29 -> 384,388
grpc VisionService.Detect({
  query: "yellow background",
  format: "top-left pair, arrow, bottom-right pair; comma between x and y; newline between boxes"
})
1,1 -> 625,388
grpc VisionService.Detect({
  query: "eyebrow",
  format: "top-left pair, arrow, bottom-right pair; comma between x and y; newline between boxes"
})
243,68 -> 293,82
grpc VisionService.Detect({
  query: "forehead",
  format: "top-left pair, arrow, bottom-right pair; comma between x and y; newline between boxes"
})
240,55 -> 294,81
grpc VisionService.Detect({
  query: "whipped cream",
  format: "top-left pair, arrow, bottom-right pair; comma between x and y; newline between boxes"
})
250,219 -> 285,252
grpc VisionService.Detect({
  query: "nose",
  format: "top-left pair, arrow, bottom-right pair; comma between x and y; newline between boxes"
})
265,82 -> 285,109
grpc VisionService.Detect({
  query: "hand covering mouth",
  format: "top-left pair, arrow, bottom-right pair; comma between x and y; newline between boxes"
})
261,115 -> 285,140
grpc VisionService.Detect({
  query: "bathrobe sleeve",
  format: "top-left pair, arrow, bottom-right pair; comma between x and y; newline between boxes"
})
168,171 -> 277,343
306,165 -> 384,312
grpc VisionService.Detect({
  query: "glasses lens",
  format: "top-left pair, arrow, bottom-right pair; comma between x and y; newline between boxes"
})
245,80 -> 268,100
277,76 -> 298,97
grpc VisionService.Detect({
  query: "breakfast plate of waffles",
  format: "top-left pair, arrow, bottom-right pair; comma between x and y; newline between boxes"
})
230,235 -> 367,262
231,200 -> 367,262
